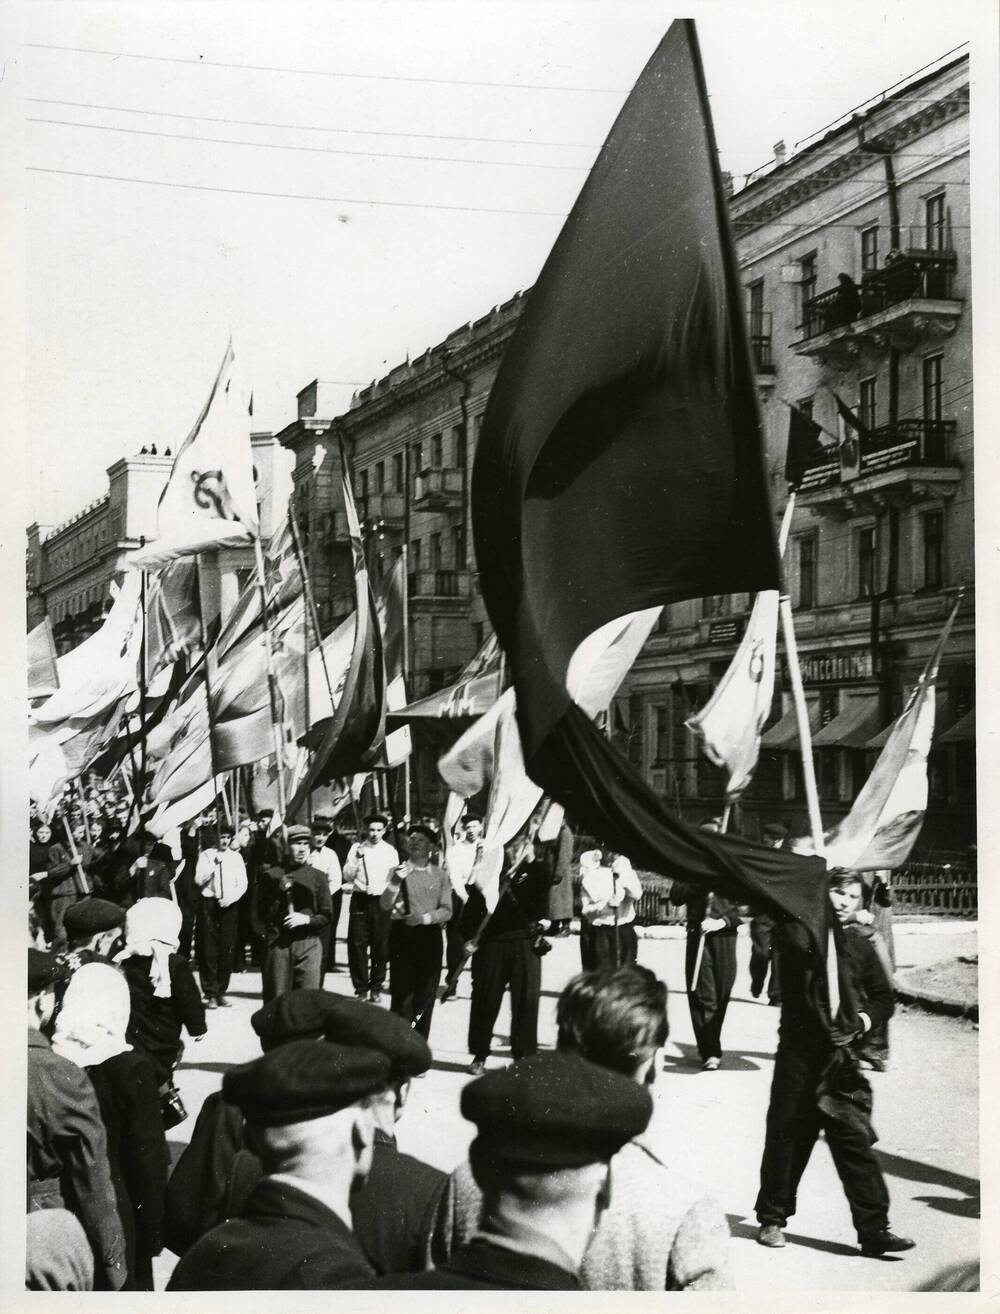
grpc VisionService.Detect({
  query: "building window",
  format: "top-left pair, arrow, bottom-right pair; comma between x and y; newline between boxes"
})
472,620 -> 485,649
797,535 -> 817,609
430,532 -> 442,570
653,706 -> 670,766
922,510 -> 943,589
430,433 -> 443,468
358,469 -> 369,501
925,193 -> 947,251
410,539 -> 421,573
451,524 -> 465,568
701,594 -> 729,619
858,377 -> 877,432
861,224 -> 879,273
392,452 -> 404,491
374,461 -> 385,494
797,395 -> 814,422
453,425 -> 466,467
799,252 -> 817,324
747,279 -> 764,334
410,442 -> 422,481
858,526 -> 876,599
922,354 -> 943,423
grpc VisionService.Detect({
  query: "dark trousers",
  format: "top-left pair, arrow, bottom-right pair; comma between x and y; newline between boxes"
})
196,899 -> 239,999
320,890 -> 344,984
44,892 -> 78,955
749,914 -> 781,1003
685,931 -> 737,1061
389,923 -> 444,1039
756,1041 -> 890,1238
445,893 -> 468,979
580,921 -> 638,973
348,893 -> 391,994
468,936 -> 541,1062
176,869 -> 199,960
262,936 -> 323,1003
235,872 -> 263,968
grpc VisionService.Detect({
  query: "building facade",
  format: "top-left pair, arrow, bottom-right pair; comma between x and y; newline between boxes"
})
279,53 -> 974,851
27,433 -> 283,651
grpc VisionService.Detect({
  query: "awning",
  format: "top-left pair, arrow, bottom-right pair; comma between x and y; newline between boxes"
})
760,699 -> 821,750
811,693 -> 885,748
865,689 -> 950,750
938,706 -> 975,744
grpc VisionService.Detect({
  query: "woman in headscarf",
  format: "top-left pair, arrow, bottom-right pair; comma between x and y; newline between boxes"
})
115,897 -> 207,1089
51,962 -> 169,1289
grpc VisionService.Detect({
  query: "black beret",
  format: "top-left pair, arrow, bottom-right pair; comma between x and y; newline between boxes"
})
310,817 -> 333,832
223,1039 -> 391,1125
462,811 -> 483,824
462,1052 -> 651,1171
28,948 -> 61,994
322,996 -> 432,1081
762,823 -> 788,840
251,989 -> 346,1052
286,824 -> 311,842
407,824 -> 436,842
63,898 -> 125,940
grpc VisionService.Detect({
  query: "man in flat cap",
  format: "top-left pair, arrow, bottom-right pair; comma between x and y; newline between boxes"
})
168,1038 -> 390,1289
381,823 -> 452,1038
27,948 -> 127,1290
370,1051 -> 652,1290
256,825 -> 331,1002
344,812 -> 399,1001
164,992 -> 446,1277
748,822 -> 787,1006
194,822 -> 249,1009
307,816 -> 344,980
58,897 -> 125,974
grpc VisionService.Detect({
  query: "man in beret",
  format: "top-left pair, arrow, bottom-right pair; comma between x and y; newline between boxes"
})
168,1039 -> 390,1289
58,897 -> 125,974
27,949 -> 127,1291
194,822 -> 249,1008
370,1051 -> 652,1290
344,813 -> 399,1003
308,816 -> 344,981
256,825 -> 331,1002
748,822 -> 787,1006
381,824 -> 452,1038
164,993 -> 446,1276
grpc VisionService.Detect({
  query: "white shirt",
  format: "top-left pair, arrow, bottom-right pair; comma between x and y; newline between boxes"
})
581,857 -> 643,927
445,839 -> 481,900
309,845 -> 343,896
344,840 -> 399,896
194,848 -> 249,908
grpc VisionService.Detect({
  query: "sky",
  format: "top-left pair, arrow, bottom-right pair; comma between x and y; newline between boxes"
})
11,0 -> 990,527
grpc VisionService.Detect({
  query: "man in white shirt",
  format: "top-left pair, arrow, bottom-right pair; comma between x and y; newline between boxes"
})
443,812 -> 483,996
343,814 -> 399,1003
580,850 -> 644,973
309,817 -> 344,983
194,823 -> 249,1008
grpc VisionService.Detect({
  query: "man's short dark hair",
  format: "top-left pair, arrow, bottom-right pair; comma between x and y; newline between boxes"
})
556,966 -> 668,1077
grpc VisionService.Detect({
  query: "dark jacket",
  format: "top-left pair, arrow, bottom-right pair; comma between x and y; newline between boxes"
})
165,1106 -> 445,1277
669,882 -> 741,936
773,917 -> 893,1048
29,840 -> 75,896
27,1028 -> 127,1290
88,1049 -> 169,1283
459,859 -> 553,943
540,824 -> 575,922
167,1177 -> 374,1290
368,1238 -> 581,1290
122,857 -> 175,906
122,952 -> 207,1086
256,861 -> 332,944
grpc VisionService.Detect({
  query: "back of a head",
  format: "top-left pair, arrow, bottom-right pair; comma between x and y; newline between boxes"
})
556,967 -> 668,1077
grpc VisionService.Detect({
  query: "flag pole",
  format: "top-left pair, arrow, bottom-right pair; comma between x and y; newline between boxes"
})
195,556 -> 226,850
287,503 -> 339,775
252,535 -> 290,838
401,541 -> 412,822
138,555 -> 149,842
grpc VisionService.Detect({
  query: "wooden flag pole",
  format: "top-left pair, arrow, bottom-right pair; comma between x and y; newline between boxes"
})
252,535 -> 290,838
401,542 -> 412,822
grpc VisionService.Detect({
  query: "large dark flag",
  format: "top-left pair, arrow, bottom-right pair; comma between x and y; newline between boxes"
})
472,20 -> 832,964
784,404 -> 831,488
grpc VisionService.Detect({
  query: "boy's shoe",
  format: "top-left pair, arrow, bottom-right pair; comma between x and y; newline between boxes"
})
859,1230 -> 916,1257
757,1224 -> 786,1248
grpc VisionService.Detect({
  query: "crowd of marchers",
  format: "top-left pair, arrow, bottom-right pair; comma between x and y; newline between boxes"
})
28,790 -> 927,1291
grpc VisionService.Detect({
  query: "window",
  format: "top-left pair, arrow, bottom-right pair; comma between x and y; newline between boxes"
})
358,469 -> 369,501
799,252 -> 817,323
453,425 -> 466,467
701,594 -> 729,619
858,526 -> 876,599
430,433 -> 443,468
861,224 -> 879,273
859,377 -> 877,432
925,193 -> 947,251
451,524 -> 465,569
410,442 -> 422,481
922,355 -> 943,423
797,535 -> 817,609
374,461 -> 385,494
797,395 -> 814,422
922,510 -> 943,589
410,539 -> 422,573
392,452 -> 404,491
472,621 -> 485,650
654,706 -> 670,765
430,532 -> 442,570
747,279 -> 765,335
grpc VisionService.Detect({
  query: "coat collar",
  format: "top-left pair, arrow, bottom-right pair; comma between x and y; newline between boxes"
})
448,1239 -> 580,1290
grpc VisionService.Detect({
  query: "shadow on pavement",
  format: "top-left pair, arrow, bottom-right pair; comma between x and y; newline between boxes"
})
727,1217 -> 866,1258
662,1042 -> 769,1074
874,1149 -> 978,1198
913,1194 -> 980,1219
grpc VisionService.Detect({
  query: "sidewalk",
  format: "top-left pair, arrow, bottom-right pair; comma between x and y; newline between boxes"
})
891,918 -> 978,1020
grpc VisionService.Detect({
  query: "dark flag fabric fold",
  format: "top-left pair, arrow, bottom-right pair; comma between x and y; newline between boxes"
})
471,20 -> 831,962
784,404 -> 831,488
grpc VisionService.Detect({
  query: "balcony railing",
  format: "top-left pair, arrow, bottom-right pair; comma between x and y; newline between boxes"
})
798,418 -> 957,491
360,491 -> 405,532
413,467 -> 464,512
748,310 -> 775,373
408,569 -> 471,600
798,250 -> 958,340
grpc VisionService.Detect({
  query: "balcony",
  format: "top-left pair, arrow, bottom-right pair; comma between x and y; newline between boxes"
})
360,491 -> 405,535
413,467 -> 464,513
322,509 -> 353,544
792,249 -> 962,365
749,311 -> 776,388
408,569 -> 472,609
797,418 -> 961,517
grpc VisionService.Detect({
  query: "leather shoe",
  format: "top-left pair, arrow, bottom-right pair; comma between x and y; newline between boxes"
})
215,996 -> 232,1008
757,1224 -> 786,1248
203,997 -> 218,1009
467,1058 -> 486,1075
702,1056 -> 721,1071
859,1230 -> 915,1257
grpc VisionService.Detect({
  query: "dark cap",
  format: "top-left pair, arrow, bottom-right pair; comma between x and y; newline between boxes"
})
286,824 -> 311,842
63,897 -> 125,941
310,817 -> 333,832
461,1052 -> 651,1171
407,823 -> 436,842
223,1039 -> 391,1126
322,996 -> 432,1081
251,990 -> 349,1052
761,823 -> 788,841
462,811 -> 483,824
28,948 -> 61,994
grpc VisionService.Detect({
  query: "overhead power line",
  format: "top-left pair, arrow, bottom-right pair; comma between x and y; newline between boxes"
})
26,41 -> 630,94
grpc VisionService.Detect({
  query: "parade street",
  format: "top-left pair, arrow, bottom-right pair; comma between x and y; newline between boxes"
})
156,918 -> 980,1294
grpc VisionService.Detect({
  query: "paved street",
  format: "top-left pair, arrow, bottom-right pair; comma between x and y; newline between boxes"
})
157,919 -> 979,1293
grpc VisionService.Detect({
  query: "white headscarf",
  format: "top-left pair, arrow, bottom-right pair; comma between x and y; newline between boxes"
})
51,962 -> 132,1069
114,896 -> 181,998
